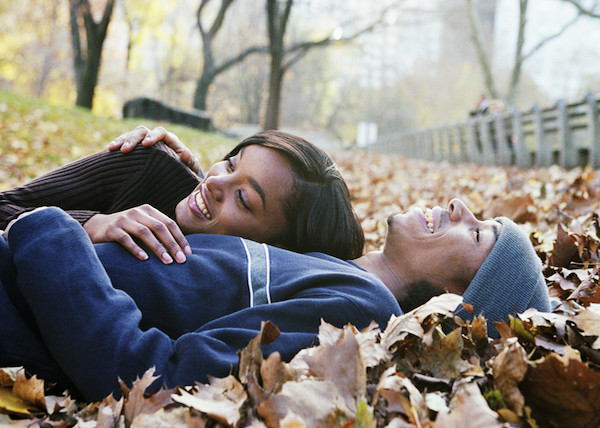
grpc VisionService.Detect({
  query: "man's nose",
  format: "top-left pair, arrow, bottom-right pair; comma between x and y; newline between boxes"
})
448,198 -> 474,222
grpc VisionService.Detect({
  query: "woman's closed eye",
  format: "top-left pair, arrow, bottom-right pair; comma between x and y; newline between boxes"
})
237,190 -> 250,210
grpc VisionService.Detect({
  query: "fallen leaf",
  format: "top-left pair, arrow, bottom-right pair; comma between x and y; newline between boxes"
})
172,375 -> 246,427
520,347 -> 600,428
491,338 -> 528,415
12,369 -> 44,408
418,329 -> 470,380
123,368 -> 173,425
433,382 -> 501,428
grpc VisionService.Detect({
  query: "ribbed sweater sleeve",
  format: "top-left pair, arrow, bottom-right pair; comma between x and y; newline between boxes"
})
0,143 -> 200,230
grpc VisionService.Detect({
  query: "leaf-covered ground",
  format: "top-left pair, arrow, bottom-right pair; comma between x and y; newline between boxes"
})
2,93 -> 600,426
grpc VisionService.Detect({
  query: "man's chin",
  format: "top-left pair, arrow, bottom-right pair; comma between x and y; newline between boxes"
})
398,280 -> 444,312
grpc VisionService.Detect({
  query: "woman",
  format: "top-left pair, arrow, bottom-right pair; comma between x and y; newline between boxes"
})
0,127 -> 364,262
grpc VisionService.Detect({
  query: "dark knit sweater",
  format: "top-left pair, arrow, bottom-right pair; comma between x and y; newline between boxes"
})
0,143 -> 202,230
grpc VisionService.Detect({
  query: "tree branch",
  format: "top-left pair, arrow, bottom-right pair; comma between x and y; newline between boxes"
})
522,11 -> 581,61
562,0 -> 600,18
465,0 -> 499,99
282,2 -> 397,71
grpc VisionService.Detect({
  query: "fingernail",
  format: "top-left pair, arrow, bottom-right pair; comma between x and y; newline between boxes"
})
175,251 -> 186,263
184,245 -> 192,255
162,252 -> 173,264
138,251 -> 148,260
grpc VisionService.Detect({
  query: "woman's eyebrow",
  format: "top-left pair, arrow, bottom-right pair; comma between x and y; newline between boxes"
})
249,177 -> 266,209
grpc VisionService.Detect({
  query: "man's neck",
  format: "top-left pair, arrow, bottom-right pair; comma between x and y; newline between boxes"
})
353,251 -> 406,300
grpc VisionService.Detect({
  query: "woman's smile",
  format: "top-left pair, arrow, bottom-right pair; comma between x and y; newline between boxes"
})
188,186 -> 212,220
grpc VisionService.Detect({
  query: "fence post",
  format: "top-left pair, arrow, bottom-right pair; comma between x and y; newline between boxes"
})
444,126 -> 456,163
510,108 -> 528,167
556,98 -> 576,168
456,124 -> 467,163
423,131 -> 432,160
466,120 -> 480,163
493,113 -> 511,165
478,117 -> 495,164
532,104 -> 551,167
585,92 -> 600,169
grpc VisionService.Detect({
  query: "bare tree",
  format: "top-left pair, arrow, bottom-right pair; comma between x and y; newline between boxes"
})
69,0 -> 116,109
193,0 -> 268,111
263,0 -> 398,130
466,0 -> 581,105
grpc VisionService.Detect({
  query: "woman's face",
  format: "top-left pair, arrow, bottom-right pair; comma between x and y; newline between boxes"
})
175,145 -> 294,244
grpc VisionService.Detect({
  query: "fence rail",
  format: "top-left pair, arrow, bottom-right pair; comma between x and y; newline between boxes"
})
369,92 -> 600,169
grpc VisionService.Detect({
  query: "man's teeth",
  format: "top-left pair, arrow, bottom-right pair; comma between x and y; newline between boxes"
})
424,208 -> 434,233
195,193 -> 212,219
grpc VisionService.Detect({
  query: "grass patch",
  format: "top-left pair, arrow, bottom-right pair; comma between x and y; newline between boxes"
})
0,91 -> 236,190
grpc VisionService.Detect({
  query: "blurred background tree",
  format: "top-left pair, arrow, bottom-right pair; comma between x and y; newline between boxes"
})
1,0 -> 599,145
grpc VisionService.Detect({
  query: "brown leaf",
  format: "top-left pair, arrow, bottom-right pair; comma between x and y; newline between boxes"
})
96,395 -> 124,428
238,320 -> 280,385
257,379 -> 342,428
381,294 -> 462,349
301,326 -> 365,413
123,368 -> 173,426
520,347 -> 600,428
483,193 -> 536,223
548,223 -> 580,268
375,368 -> 428,424
130,406 -> 192,427
571,305 -> 600,349
418,329 -> 470,380
260,352 -> 295,395
12,369 -> 44,408
433,382 -> 501,427
491,339 -> 528,415
172,375 -> 246,427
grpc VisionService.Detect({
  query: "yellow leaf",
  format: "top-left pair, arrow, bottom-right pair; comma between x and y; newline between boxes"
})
0,387 -> 37,416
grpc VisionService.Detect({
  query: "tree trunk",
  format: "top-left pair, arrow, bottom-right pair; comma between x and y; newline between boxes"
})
506,0 -> 528,105
264,53 -> 283,130
263,0 -> 293,130
69,0 -> 115,109
465,0 -> 500,100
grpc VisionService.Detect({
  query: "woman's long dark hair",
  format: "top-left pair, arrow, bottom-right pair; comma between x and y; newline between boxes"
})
225,130 -> 364,260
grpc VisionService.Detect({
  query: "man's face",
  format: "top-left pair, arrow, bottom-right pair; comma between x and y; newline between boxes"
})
382,198 -> 501,295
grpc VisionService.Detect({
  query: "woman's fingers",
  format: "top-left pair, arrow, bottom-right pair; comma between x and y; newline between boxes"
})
127,205 -> 192,264
84,207 -> 191,264
142,128 -> 201,174
106,126 -> 200,174
106,125 -> 151,152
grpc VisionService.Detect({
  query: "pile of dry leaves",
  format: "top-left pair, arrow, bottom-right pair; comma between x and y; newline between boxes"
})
2,152 -> 600,427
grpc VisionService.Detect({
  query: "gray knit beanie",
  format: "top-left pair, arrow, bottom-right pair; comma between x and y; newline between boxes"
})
458,217 -> 551,338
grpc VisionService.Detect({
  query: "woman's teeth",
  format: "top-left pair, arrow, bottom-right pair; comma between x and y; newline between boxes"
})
195,193 -> 212,219
424,208 -> 434,233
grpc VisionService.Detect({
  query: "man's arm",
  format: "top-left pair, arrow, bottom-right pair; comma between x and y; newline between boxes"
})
6,208 -> 320,401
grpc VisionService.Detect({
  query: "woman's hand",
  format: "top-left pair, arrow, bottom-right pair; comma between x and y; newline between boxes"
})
83,205 -> 192,264
106,125 -> 201,174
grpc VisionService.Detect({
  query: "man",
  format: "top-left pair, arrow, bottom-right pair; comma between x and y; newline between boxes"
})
0,199 -> 550,401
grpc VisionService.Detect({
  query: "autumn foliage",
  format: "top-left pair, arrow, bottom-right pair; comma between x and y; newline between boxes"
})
2,101 -> 600,425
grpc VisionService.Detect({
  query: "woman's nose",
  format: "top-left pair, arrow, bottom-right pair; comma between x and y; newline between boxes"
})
205,175 -> 227,202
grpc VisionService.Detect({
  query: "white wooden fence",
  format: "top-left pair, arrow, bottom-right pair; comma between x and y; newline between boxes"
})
369,92 -> 600,169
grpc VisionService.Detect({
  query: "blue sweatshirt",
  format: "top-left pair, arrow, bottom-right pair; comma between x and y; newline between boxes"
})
5,208 -> 401,401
